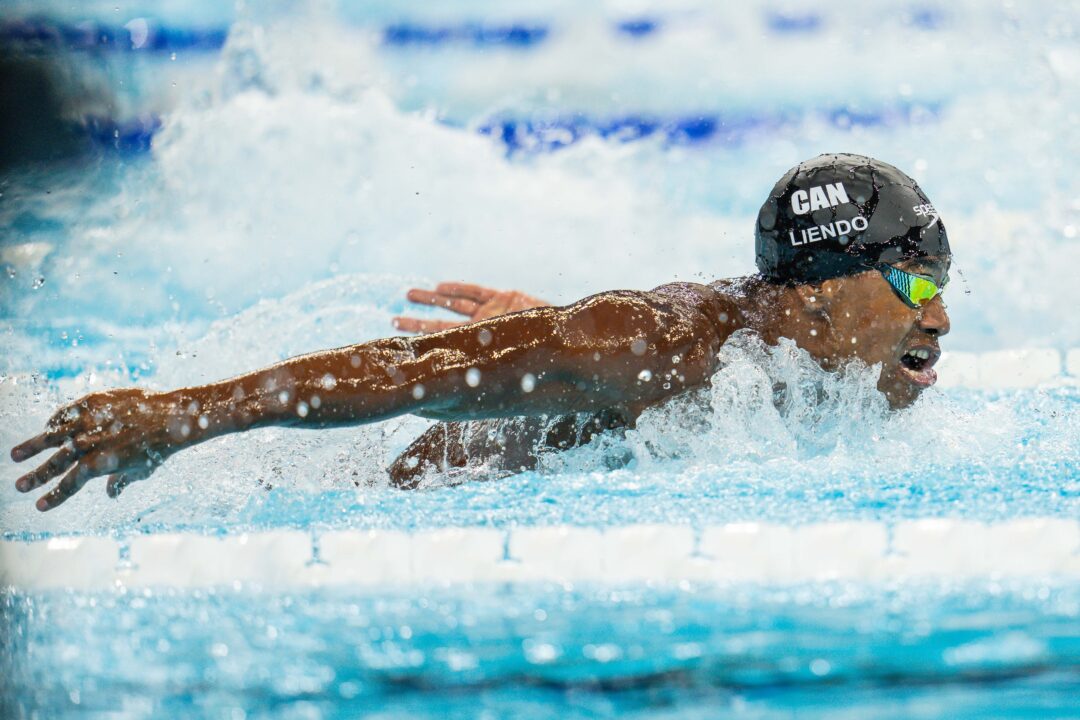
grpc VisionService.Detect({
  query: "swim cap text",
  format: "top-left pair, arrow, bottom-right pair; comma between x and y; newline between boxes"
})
789,216 -> 868,246
791,182 -> 850,215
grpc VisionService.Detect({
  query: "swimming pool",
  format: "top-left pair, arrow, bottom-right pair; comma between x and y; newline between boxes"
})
2,1 -> 1079,717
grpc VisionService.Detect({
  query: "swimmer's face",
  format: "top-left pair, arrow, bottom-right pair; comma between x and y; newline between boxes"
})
796,256 -> 951,409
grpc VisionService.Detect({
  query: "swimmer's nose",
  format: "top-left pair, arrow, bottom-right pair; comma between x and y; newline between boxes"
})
918,295 -> 950,337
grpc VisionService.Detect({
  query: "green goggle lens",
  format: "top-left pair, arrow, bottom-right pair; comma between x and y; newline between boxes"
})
878,265 -> 944,308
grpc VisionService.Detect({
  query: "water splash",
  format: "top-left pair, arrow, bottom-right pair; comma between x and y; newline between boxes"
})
2,274 -> 1076,536
539,330 -> 1024,479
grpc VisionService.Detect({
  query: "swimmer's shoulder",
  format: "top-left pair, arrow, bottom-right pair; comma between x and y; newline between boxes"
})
648,279 -> 746,338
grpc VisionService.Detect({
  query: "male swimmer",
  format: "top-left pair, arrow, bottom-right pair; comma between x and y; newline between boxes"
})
11,154 -> 950,510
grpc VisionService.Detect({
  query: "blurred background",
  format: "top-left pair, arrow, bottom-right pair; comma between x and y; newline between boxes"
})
2,4 -> 1080,717
1,0 -> 1077,385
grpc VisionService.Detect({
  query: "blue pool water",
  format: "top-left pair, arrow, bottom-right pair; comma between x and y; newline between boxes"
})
4,582 -> 1080,718
2,1 -> 1079,717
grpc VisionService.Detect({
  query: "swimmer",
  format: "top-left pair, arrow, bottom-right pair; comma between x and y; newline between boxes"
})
11,154 -> 951,509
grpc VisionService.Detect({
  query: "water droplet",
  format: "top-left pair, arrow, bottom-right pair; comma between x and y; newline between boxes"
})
412,384 -> 426,400
465,368 -> 481,387
320,373 -> 337,390
637,369 -> 653,382
278,391 -> 290,404
630,338 -> 647,356
296,402 -> 309,418
524,640 -> 558,664
520,373 -> 536,392
477,328 -> 493,346
197,415 -> 209,429
310,395 -> 321,409
31,276 -> 45,289
810,329 -> 818,336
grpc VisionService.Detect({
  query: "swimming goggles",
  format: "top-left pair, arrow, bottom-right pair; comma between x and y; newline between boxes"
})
876,264 -> 947,309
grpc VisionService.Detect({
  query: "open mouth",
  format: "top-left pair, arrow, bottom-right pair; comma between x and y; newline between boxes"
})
898,345 -> 940,387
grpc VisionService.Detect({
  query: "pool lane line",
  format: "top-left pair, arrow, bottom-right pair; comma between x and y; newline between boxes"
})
0,8 -> 950,55
75,100 -> 943,157
477,103 -> 942,155
0,18 -> 554,53
2,519 -> 1078,590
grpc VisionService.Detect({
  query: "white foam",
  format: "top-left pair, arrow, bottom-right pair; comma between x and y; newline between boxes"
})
2,339 -> 1076,539
4,520 -> 1078,590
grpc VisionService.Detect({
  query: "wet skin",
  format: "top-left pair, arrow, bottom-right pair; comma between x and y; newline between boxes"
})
10,259 -> 949,510
387,259 -> 951,486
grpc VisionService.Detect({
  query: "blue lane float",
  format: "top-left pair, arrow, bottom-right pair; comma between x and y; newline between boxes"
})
908,7 -> 947,30
765,12 -> 823,34
80,115 -> 162,154
0,18 -> 227,53
477,103 -> 943,155
614,18 -> 662,39
382,22 -> 550,48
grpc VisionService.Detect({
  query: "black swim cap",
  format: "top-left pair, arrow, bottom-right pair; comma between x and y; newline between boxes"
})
755,153 -> 950,284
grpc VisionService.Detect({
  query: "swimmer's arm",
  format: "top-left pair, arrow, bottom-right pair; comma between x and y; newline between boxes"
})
190,287 -> 719,427
11,285 -> 723,510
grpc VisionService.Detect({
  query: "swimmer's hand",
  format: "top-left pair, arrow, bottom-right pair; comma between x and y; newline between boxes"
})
11,388 -> 179,511
392,282 -> 549,334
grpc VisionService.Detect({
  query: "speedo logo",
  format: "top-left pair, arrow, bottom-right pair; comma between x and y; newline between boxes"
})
791,182 -> 849,215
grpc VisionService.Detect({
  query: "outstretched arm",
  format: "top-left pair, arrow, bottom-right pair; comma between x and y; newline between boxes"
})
12,285 -> 724,510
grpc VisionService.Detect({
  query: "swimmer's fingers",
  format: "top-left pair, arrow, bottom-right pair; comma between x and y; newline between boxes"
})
105,473 -> 127,499
106,465 -> 154,499
11,401 -> 87,462
433,282 -> 497,303
15,446 -> 79,493
35,460 -> 96,512
392,317 -> 463,335
405,288 -> 479,316
10,428 -> 69,463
